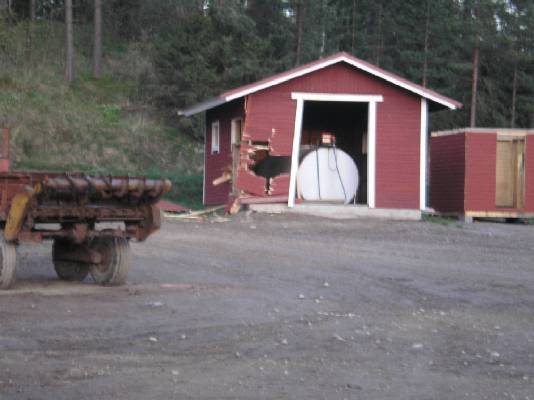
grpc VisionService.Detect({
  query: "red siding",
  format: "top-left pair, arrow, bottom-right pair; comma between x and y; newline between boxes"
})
464,132 -> 497,212
525,135 -> 534,212
244,63 -> 422,209
430,130 -> 534,214
204,99 -> 244,205
430,133 -> 465,213
465,131 -> 534,213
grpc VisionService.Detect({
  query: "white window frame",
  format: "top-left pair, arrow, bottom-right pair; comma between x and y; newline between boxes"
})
211,121 -> 220,154
420,98 -> 428,211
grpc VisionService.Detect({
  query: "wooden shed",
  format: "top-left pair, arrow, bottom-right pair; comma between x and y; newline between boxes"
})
431,128 -> 534,219
180,52 -> 461,215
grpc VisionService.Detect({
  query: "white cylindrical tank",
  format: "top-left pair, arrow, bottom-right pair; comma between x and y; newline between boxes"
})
297,147 -> 359,204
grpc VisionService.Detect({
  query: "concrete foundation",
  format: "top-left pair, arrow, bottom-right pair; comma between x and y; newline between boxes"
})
248,203 -> 422,220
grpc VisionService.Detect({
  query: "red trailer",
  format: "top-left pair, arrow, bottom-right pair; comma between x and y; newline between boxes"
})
430,128 -> 534,220
0,129 -> 171,289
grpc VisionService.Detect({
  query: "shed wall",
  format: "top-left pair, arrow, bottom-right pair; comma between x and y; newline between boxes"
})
204,99 -> 244,205
430,130 -> 534,215
525,135 -> 534,212
430,133 -> 465,213
244,63 -> 422,209
465,131 -> 534,213
464,132 -> 497,212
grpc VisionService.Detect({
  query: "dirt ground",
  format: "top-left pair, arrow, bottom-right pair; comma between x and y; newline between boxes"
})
1,213 -> 533,400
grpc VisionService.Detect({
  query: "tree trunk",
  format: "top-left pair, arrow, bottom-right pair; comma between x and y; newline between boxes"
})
469,0 -> 480,128
422,0 -> 430,87
469,35 -> 479,127
294,0 -> 305,66
351,0 -> 356,53
30,0 -> 36,21
319,0 -> 326,56
510,64 -> 518,128
64,0 -> 74,82
27,0 -> 37,64
1,0 -> 12,22
375,1 -> 383,66
93,0 -> 102,78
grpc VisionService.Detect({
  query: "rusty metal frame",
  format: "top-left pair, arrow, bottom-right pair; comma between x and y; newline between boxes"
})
0,128 -> 171,244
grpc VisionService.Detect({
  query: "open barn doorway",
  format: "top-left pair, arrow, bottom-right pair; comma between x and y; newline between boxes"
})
296,100 -> 369,205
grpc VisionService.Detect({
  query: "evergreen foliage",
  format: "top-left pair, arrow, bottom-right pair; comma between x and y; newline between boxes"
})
2,0 -> 534,136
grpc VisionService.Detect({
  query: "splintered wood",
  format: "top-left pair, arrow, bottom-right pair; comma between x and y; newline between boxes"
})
268,130 -> 293,156
220,113 -> 292,213
212,166 -> 232,186
235,169 -> 267,196
268,174 -> 290,196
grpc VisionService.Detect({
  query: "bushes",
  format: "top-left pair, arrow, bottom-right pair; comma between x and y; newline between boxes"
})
163,173 -> 204,210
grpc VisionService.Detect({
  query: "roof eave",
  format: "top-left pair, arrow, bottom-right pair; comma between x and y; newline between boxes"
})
178,97 -> 226,117
223,54 -> 460,110
180,53 -> 462,116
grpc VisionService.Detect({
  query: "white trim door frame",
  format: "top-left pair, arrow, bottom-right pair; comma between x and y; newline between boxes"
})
288,92 -> 383,208
420,99 -> 428,211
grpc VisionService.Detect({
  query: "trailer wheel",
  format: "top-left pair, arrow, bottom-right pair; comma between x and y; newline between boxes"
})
52,239 -> 90,282
0,239 -> 17,290
89,237 -> 130,286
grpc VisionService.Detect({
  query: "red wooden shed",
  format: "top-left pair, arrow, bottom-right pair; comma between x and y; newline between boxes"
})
180,52 -> 461,215
431,128 -> 534,219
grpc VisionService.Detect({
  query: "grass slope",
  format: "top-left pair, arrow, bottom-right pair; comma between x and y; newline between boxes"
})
0,22 -> 204,209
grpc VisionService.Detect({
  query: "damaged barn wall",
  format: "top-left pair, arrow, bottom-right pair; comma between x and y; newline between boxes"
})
243,63 -> 422,209
204,99 -> 244,205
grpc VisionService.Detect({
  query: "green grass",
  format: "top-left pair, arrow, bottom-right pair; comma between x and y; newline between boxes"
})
15,160 -> 204,210
422,214 -> 463,227
0,21 -> 204,210
161,173 -> 204,210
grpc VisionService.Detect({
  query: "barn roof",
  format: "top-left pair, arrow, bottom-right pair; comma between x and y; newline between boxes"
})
179,52 -> 462,117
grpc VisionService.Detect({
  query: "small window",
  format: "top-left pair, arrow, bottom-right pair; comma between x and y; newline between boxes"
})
211,121 -> 220,154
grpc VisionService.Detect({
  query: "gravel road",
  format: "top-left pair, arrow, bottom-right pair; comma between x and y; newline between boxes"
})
1,213 -> 533,399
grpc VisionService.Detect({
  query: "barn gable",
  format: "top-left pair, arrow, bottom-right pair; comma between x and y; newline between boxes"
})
180,52 -> 461,117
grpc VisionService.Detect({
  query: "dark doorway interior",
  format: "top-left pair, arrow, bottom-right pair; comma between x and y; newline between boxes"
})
300,101 -> 369,204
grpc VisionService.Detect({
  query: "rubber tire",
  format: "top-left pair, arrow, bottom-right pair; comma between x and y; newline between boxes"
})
89,237 -> 130,286
52,239 -> 90,282
0,239 -> 17,290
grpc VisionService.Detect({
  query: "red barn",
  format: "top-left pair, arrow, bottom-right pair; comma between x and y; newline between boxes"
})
431,128 -> 534,219
180,52 -> 460,215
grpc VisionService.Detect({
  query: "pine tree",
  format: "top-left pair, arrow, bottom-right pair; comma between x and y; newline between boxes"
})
64,0 -> 73,82
93,0 -> 102,78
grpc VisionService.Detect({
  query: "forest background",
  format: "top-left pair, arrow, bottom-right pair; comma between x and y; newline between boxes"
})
0,0 -> 533,208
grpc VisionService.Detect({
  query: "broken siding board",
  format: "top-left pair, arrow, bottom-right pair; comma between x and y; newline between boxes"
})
243,96 -> 279,142
236,169 -> 267,196
268,173 -> 291,196
244,93 -> 298,144
242,128 -> 273,142
239,195 -> 289,204
269,132 -> 293,156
